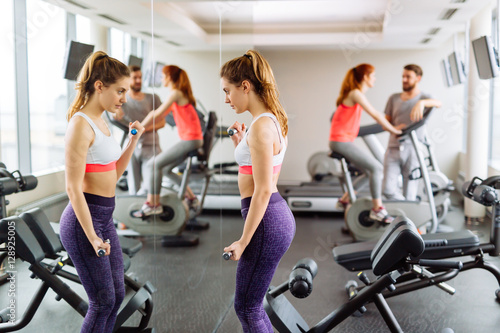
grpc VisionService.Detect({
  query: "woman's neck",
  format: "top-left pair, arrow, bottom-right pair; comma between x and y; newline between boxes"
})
80,97 -> 104,119
360,81 -> 369,93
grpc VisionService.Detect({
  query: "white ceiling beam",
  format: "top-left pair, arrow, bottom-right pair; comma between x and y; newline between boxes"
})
147,2 -> 208,42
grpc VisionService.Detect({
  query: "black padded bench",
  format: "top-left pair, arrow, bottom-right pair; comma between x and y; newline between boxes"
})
334,229 -> 479,272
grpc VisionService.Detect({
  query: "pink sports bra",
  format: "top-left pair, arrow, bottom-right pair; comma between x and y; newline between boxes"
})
234,113 -> 286,175
73,112 -> 121,173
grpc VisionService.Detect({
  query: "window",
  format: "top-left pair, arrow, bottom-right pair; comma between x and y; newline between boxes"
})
0,0 -> 18,169
76,14 -> 91,44
109,27 -> 131,63
25,0 -> 68,173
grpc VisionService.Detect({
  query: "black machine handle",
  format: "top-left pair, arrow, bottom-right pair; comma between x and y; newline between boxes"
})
397,107 -> 434,138
357,123 -> 384,137
417,259 -> 463,270
462,176 -> 499,206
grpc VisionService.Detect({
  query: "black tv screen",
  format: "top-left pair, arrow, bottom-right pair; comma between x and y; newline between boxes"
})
472,35 -> 499,80
63,41 -> 95,80
441,58 -> 453,87
448,52 -> 466,85
128,54 -> 143,68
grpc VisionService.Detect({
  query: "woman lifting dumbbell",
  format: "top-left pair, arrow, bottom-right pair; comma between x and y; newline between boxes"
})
221,50 -> 296,333
60,51 -> 144,333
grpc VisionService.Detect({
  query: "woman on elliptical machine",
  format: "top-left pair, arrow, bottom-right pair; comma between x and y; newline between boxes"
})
134,65 -> 203,217
330,64 -> 403,224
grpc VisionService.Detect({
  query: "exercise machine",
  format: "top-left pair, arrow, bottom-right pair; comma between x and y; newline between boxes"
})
333,175 -> 500,302
264,216 -> 457,332
0,163 -> 38,220
112,111 -> 217,247
331,108 -> 442,241
0,163 -> 38,287
0,213 -> 156,332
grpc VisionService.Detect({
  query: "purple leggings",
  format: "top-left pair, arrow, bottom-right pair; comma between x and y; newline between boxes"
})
235,192 -> 296,333
59,193 -> 124,333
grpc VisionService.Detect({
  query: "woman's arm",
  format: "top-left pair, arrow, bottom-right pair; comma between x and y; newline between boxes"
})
141,90 -> 181,129
115,121 -> 145,180
64,118 -> 110,255
224,118 -> 274,260
352,90 -> 402,135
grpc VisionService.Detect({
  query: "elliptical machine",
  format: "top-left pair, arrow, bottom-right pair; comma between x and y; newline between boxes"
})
112,111 -> 217,247
330,108 -> 443,241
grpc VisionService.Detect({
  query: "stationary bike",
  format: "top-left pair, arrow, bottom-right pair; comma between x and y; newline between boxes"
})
330,108 -> 441,241
111,111 -> 217,247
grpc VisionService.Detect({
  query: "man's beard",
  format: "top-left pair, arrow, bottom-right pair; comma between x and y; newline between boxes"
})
402,83 -> 415,92
131,85 -> 141,93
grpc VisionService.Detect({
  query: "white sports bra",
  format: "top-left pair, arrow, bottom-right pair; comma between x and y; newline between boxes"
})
234,113 -> 286,174
73,112 -> 121,172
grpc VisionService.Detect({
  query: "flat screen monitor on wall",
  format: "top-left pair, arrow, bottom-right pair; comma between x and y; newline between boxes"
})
472,35 -> 499,80
128,55 -> 143,68
448,51 -> 466,85
145,62 -> 166,87
63,41 -> 95,80
441,58 -> 453,87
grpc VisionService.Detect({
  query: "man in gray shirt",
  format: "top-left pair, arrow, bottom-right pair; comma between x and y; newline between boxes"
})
383,64 -> 441,200
114,65 -> 163,195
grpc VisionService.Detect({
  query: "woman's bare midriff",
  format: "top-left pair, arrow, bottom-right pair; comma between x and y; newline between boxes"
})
82,171 -> 118,198
238,173 -> 280,199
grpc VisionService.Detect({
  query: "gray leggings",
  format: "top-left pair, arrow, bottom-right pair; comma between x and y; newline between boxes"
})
329,141 -> 383,199
146,139 -> 203,195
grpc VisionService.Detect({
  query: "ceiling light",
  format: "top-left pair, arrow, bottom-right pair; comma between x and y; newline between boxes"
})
428,28 -> 441,35
97,14 -> 126,25
166,40 -> 181,47
139,31 -> 162,39
421,38 -> 431,44
441,8 -> 458,20
63,0 -> 91,10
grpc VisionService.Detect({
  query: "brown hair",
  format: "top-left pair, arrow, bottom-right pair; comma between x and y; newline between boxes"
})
404,64 -> 423,77
67,51 -> 130,121
220,50 -> 288,136
163,65 -> 196,107
336,63 -> 375,106
129,65 -> 141,73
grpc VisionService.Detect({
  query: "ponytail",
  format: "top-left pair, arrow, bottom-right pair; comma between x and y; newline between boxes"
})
66,51 -> 130,121
220,50 -> 288,136
336,63 -> 374,106
163,65 -> 196,107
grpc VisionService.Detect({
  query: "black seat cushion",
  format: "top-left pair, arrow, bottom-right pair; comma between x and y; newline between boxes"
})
328,151 -> 345,160
371,216 -> 425,276
20,207 -> 64,257
0,216 -> 45,264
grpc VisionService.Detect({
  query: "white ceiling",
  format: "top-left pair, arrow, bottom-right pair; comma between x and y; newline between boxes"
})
47,0 -> 495,51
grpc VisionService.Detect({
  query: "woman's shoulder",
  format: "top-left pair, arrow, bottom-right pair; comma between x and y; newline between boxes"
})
67,113 -> 94,139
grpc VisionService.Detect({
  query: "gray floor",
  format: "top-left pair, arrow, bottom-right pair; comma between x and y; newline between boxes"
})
1,193 -> 500,333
